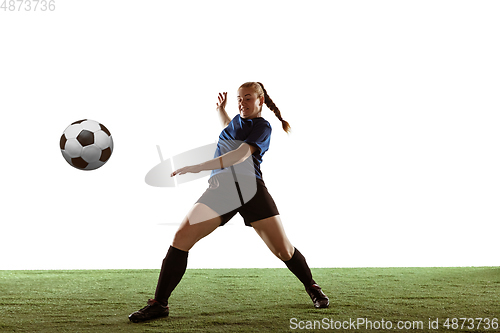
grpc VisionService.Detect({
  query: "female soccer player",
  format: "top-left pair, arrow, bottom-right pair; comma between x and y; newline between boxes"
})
129,82 -> 329,323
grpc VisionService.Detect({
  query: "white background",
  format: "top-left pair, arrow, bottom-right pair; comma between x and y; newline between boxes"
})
1,1 -> 499,270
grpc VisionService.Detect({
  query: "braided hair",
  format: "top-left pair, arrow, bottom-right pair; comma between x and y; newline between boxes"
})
239,82 -> 291,133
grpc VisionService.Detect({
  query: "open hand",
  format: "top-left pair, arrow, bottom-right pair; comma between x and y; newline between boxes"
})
216,92 -> 227,111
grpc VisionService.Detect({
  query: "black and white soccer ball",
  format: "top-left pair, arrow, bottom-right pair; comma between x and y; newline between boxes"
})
60,119 -> 113,170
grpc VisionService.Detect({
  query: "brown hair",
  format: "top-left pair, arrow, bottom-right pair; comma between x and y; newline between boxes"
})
239,82 -> 291,133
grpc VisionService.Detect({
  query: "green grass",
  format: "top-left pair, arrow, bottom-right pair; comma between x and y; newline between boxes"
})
0,267 -> 498,332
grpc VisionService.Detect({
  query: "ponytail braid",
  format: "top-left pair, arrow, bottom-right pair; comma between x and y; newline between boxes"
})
256,82 -> 291,133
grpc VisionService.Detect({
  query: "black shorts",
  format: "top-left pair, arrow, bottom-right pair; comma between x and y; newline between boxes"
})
195,173 -> 279,227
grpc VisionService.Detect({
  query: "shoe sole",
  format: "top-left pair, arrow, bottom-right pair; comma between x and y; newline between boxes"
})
129,312 -> 169,323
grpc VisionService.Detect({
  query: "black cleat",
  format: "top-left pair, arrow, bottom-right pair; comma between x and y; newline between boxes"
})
306,284 -> 329,308
128,299 -> 169,323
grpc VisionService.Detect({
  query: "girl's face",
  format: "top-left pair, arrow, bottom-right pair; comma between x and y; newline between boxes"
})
237,87 -> 264,119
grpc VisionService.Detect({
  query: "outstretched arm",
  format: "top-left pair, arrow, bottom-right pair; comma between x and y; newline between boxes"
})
216,92 -> 231,128
171,143 -> 257,177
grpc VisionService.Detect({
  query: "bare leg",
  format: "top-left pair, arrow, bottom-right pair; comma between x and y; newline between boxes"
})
251,215 -> 328,308
155,203 -> 221,305
252,216 -> 314,287
129,203 -> 225,322
251,215 -> 294,261
172,203 -> 222,251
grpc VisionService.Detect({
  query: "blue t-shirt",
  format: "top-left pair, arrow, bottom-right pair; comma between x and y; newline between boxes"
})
211,115 -> 272,180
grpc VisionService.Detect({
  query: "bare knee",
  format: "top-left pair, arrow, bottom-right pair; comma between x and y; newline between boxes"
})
172,228 -> 194,252
171,212 -> 221,252
275,246 -> 294,262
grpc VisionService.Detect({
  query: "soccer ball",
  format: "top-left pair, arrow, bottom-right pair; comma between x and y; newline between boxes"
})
60,119 -> 114,170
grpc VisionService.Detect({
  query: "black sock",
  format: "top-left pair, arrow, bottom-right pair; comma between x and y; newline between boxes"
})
283,248 -> 316,288
154,246 -> 189,306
